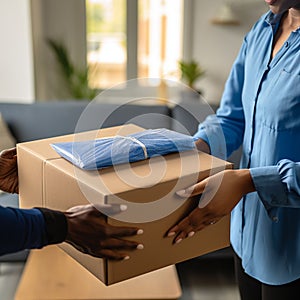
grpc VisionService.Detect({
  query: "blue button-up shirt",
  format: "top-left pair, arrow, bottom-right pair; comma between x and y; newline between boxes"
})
194,11 -> 300,285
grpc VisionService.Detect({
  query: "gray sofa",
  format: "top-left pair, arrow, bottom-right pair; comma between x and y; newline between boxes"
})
0,100 -> 241,261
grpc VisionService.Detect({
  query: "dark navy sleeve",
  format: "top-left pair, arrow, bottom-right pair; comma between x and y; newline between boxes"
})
0,206 -> 68,256
0,206 -> 48,255
36,207 -> 68,245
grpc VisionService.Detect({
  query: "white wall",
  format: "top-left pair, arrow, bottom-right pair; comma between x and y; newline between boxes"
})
0,0 -> 34,103
192,0 -> 267,105
31,0 -> 86,101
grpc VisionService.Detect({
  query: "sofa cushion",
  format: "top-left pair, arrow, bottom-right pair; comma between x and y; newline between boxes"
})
76,102 -> 172,133
0,113 -> 16,151
0,114 -> 16,196
0,102 -> 171,142
171,102 -> 218,135
172,102 -> 241,169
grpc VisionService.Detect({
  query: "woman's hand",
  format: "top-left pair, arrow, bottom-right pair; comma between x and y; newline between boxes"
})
167,169 -> 255,244
0,148 -> 18,194
64,204 -> 144,260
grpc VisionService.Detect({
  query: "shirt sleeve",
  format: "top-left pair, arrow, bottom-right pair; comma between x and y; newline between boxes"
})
193,37 -> 247,160
250,159 -> 300,208
0,206 -> 47,255
36,207 -> 68,245
0,206 -> 68,256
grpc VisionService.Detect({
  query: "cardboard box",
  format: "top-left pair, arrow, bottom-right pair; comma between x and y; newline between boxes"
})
18,124 -> 232,285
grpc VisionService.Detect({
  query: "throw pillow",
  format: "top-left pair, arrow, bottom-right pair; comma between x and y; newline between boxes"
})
0,113 -> 16,152
0,113 -> 16,195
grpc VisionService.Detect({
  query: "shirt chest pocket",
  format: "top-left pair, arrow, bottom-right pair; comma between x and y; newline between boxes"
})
260,69 -> 300,131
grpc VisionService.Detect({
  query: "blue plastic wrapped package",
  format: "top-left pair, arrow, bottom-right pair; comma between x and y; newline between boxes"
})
51,128 -> 196,170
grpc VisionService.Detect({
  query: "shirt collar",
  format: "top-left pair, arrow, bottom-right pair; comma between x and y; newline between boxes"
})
264,10 -> 284,27
264,10 -> 300,33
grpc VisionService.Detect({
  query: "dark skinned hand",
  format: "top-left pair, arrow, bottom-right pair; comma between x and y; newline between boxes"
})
0,149 -> 143,260
0,148 -> 18,194
64,204 -> 144,260
167,168 -> 255,244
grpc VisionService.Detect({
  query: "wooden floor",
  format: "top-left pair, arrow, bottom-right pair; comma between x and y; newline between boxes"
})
0,257 -> 239,300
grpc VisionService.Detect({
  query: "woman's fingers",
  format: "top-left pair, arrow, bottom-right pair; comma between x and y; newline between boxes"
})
167,207 -> 222,244
167,214 -> 198,243
176,179 -> 207,198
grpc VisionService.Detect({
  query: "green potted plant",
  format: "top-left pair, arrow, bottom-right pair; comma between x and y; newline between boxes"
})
178,59 -> 205,97
47,39 -> 98,100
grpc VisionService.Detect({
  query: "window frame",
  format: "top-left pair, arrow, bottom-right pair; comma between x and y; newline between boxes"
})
125,0 -> 193,81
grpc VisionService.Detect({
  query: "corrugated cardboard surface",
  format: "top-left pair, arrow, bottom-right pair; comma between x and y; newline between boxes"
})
18,124 -> 232,285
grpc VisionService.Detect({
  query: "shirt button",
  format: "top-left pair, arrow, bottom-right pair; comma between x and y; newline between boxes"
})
285,42 -> 289,47
272,216 -> 279,223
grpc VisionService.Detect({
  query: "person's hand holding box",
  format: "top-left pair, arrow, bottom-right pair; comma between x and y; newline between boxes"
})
0,148 -> 143,260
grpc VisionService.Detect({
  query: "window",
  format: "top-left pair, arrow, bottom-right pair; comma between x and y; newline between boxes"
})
86,0 -> 184,90
86,0 -> 127,89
